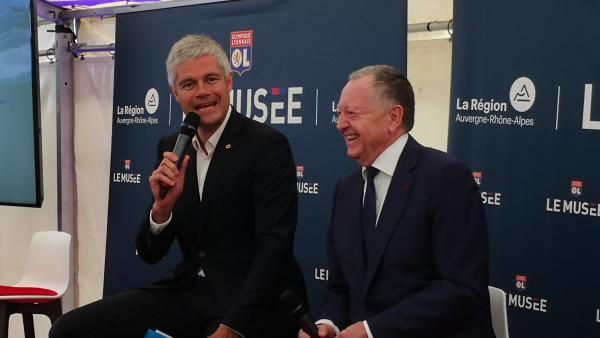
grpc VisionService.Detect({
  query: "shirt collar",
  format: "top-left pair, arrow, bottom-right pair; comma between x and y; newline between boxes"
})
192,105 -> 232,153
362,133 -> 409,179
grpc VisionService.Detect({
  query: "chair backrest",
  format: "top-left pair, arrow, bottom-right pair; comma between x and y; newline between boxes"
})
488,286 -> 509,338
15,231 -> 72,297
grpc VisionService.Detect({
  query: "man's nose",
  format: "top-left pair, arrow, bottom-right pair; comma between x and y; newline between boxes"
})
336,113 -> 347,131
194,82 -> 209,96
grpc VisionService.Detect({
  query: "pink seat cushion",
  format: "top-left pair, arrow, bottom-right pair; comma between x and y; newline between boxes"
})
0,285 -> 58,304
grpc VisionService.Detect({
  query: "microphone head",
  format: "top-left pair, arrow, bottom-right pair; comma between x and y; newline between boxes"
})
180,113 -> 200,137
279,289 -> 306,318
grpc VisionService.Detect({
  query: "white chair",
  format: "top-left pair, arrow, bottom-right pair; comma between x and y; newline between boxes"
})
0,231 -> 72,338
488,286 -> 509,338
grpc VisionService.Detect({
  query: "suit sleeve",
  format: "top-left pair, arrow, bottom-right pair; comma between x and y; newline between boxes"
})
221,131 -> 299,333
318,182 -> 351,329
135,136 -> 178,264
368,161 -> 490,337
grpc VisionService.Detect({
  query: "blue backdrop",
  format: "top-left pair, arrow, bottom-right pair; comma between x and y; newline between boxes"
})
105,0 -> 407,314
449,0 -> 600,336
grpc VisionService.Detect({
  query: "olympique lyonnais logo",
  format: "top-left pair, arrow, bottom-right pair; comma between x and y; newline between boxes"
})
124,159 -> 131,170
230,30 -> 253,76
571,180 -> 583,197
516,274 -> 527,290
296,165 -> 304,179
473,171 -> 482,187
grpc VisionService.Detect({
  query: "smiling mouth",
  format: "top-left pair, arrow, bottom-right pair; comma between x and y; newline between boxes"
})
345,134 -> 359,142
195,101 -> 217,111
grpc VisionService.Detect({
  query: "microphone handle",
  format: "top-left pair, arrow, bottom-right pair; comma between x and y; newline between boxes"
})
158,183 -> 170,199
158,134 -> 190,198
299,313 -> 319,338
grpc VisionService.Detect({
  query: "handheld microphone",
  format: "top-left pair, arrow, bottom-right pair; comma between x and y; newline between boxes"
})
280,289 -> 319,338
159,113 -> 200,198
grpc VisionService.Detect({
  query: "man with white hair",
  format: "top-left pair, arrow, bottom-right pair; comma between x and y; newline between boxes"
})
300,65 -> 495,338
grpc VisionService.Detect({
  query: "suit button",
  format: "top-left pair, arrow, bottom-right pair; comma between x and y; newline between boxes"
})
198,251 -> 206,258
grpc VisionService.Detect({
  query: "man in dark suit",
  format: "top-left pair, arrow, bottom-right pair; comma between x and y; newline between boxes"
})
50,34 -> 305,338
299,65 -> 495,338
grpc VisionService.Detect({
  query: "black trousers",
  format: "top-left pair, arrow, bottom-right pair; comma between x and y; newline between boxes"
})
49,278 -> 226,338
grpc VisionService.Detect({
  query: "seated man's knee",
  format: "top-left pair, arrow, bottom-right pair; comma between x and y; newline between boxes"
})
49,312 -> 79,338
48,316 -> 74,338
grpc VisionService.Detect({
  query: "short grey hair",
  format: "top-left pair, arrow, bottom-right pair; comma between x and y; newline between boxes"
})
349,65 -> 415,131
166,34 -> 231,87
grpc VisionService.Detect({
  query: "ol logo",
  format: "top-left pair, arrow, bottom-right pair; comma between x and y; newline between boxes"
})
515,275 -> 527,291
230,30 -> 253,76
571,180 -> 583,197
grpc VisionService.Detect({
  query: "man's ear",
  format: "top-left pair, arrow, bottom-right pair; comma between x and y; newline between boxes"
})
226,72 -> 233,92
388,104 -> 405,133
170,85 -> 183,105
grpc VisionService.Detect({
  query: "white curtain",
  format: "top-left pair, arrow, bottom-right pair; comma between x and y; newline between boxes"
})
73,56 -> 114,307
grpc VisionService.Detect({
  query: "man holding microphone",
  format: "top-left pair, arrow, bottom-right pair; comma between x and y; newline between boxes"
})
51,34 -> 306,338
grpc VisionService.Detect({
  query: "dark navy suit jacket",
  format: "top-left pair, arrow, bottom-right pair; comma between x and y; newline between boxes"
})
135,111 -> 306,337
320,135 -> 495,338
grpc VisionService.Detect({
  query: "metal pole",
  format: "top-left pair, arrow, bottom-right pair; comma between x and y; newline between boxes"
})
55,23 -> 78,312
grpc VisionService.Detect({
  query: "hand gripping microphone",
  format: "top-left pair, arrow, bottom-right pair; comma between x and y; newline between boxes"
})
159,113 -> 200,198
280,289 -> 319,338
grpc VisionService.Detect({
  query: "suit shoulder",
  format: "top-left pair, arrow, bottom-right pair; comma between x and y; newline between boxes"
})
417,145 -> 473,176
155,131 -> 179,151
337,168 -> 362,188
237,112 -> 289,142
163,131 -> 179,143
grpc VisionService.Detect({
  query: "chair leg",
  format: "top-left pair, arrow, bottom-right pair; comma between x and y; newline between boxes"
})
45,301 -> 63,323
0,300 -> 63,338
0,302 -> 15,338
22,313 -> 35,338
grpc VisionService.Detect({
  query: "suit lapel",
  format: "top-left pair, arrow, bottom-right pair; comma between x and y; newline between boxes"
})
182,144 -> 200,203
201,110 -> 244,207
336,173 -> 368,296
364,136 -> 419,292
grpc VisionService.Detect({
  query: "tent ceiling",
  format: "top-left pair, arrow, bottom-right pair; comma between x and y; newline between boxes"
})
45,0 -> 166,9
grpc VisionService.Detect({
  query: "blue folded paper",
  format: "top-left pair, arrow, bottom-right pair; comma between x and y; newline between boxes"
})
144,329 -> 173,338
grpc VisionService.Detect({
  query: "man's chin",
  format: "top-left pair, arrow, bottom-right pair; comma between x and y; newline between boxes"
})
346,150 -> 360,161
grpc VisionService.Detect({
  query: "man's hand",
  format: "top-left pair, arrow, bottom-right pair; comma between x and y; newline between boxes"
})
339,322 -> 368,338
149,152 -> 190,221
298,323 -> 337,338
208,324 -> 241,338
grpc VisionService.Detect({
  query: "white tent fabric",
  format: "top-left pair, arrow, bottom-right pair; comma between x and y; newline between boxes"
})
73,56 -> 114,307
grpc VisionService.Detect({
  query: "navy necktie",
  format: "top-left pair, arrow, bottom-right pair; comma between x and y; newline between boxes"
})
362,167 -> 379,258
363,166 -> 379,229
